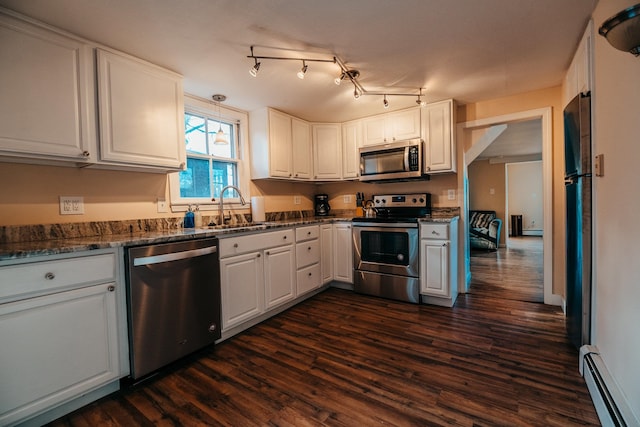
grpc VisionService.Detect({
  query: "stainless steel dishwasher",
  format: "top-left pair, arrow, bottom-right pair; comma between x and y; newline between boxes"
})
125,237 -> 221,380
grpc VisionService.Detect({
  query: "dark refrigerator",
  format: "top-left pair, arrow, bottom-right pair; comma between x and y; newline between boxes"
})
563,92 -> 592,349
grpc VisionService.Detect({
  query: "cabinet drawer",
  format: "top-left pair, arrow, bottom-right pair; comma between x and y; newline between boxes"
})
420,223 -> 449,240
297,263 -> 321,296
219,229 -> 294,257
295,225 -> 319,242
0,253 -> 117,302
296,240 -> 320,269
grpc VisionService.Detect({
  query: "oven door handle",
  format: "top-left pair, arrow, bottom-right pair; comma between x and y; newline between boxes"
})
352,222 -> 418,228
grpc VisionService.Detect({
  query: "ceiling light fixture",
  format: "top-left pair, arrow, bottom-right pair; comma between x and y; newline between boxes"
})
212,94 -> 228,145
297,60 -> 308,79
247,46 -> 425,108
599,3 -> 640,56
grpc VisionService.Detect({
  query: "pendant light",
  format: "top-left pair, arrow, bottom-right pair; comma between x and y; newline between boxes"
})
599,3 -> 640,56
212,94 -> 228,145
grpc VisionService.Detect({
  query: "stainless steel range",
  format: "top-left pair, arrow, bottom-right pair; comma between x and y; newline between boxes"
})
353,193 -> 431,303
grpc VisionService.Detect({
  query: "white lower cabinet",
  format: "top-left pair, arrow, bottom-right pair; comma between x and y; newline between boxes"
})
420,219 -> 459,307
219,229 -> 295,333
0,250 -> 123,426
295,225 -> 321,295
320,224 -> 334,284
333,223 -> 353,284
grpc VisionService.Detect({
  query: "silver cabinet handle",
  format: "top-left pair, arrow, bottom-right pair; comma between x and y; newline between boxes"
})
233,243 -> 239,248
308,246 -> 312,251
108,285 -> 115,292
283,236 -> 287,240
257,253 -> 261,258
443,243 -> 448,247
308,272 -> 312,277
45,272 -> 55,280
208,324 -> 217,333
133,246 -> 217,266
432,230 -> 439,235
82,151 -> 90,158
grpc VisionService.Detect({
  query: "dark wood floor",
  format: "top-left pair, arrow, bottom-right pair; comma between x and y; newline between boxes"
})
48,240 -> 599,426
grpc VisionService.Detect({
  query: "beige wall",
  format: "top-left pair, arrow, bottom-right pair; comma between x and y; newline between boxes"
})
468,160 -> 506,245
591,0 -> 640,416
457,86 -> 565,295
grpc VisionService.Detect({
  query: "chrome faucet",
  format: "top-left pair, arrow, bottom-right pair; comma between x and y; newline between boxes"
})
216,185 -> 246,225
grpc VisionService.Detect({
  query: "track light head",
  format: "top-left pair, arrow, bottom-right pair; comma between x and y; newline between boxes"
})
249,60 -> 260,77
416,88 -> 426,106
353,87 -> 361,99
335,72 -> 346,85
383,95 -> 389,109
297,61 -> 308,79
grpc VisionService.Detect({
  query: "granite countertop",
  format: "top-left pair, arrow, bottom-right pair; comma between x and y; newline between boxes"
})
0,216 -> 351,261
0,214 -> 458,261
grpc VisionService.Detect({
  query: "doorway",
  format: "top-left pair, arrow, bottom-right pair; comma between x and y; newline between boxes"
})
458,107 -> 560,306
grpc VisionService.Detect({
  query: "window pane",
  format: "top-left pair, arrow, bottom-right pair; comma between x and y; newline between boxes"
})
208,119 -> 235,158
212,161 -> 237,198
180,157 -> 211,198
185,114 -> 207,154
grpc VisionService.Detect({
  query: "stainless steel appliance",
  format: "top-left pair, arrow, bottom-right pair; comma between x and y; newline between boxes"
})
564,92 -> 592,349
314,194 -> 331,216
359,139 -> 424,182
353,193 -> 431,303
125,238 -> 221,380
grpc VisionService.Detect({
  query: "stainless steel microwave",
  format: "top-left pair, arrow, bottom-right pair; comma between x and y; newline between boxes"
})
359,139 -> 423,181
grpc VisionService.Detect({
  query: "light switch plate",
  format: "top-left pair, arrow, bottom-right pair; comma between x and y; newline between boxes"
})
293,196 -> 301,205
343,195 -> 352,203
594,154 -> 604,177
59,196 -> 84,215
447,189 -> 456,200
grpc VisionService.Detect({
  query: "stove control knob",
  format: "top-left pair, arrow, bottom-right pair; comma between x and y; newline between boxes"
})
397,253 -> 404,261
419,198 -> 424,203
381,199 -> 386,204
412,198 -> 417,203
375,199 -> 380,204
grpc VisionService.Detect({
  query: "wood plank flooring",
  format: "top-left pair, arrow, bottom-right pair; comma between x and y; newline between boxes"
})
47,241 -> 599,426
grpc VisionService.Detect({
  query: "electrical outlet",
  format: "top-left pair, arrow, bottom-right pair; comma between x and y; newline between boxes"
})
343,194 -> 352,203
489,188 -> 495,195
59,196 -> 84,215
293,196 -> 301,205
157,198 -> 168,213
447,189 -> 456,200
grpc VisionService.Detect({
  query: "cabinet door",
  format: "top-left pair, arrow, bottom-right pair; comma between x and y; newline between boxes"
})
219,252 -> 263,330
342,120 -> 361,179
423,99 -> 455,173
388,108 -> 421,141
96,49 -> 185,170
320,224 -> 334,284
264,245 -> 295,309
268,109 -> 293,178
291,118 -> 312,179
420,239 -> 449,297
0,283 -> 119,426
333,224 -> 353,283
0,14 -> 95,162
313,124 -> 342,180
361,115 -> 387,146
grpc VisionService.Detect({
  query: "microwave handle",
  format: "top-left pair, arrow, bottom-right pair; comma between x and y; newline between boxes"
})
404,147 -> 410,171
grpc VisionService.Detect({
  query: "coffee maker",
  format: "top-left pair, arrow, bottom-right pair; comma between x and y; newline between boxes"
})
314,194 -> 331,216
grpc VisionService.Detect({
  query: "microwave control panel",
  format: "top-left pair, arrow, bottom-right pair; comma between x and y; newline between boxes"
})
408,146 -> 420,171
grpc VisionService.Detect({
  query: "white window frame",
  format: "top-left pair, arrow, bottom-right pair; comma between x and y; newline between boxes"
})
169,94 -> 251,212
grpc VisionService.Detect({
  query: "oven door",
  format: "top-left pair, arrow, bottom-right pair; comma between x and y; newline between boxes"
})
353,222 -> 419,277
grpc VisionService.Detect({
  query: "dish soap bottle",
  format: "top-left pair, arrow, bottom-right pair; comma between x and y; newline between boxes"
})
194,205 -> 203,227
184,205 -> 195,228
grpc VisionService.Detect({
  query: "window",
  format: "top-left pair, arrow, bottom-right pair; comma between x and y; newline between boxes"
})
169,95 -> 250,210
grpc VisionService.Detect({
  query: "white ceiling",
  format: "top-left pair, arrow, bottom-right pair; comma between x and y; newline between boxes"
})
0,0 -> 597,122
476,119 -> 543,160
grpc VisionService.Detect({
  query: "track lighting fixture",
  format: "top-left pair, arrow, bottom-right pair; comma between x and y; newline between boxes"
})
249,59 -> 260,77
212,94 -> 228,145
297,61 -> 308,79
247,46 -> 426,108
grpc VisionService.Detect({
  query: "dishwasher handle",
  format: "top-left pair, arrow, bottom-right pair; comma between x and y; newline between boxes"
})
133,245 -> 217,267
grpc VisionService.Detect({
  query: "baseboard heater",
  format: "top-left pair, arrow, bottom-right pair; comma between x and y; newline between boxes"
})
580,345 -> 639,427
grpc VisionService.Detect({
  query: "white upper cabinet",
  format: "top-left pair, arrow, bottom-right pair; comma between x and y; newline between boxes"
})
422,99 -> 456,174
0,12 -> 96,163
361,107 -> 421,146
564,21 -> 592,106
0,11 -> 186,173
341,119 -> 362,179
291,117 -> 312,179
251,107 -> 312,180
96,49 -> 185,171
312,123 -> 342,180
